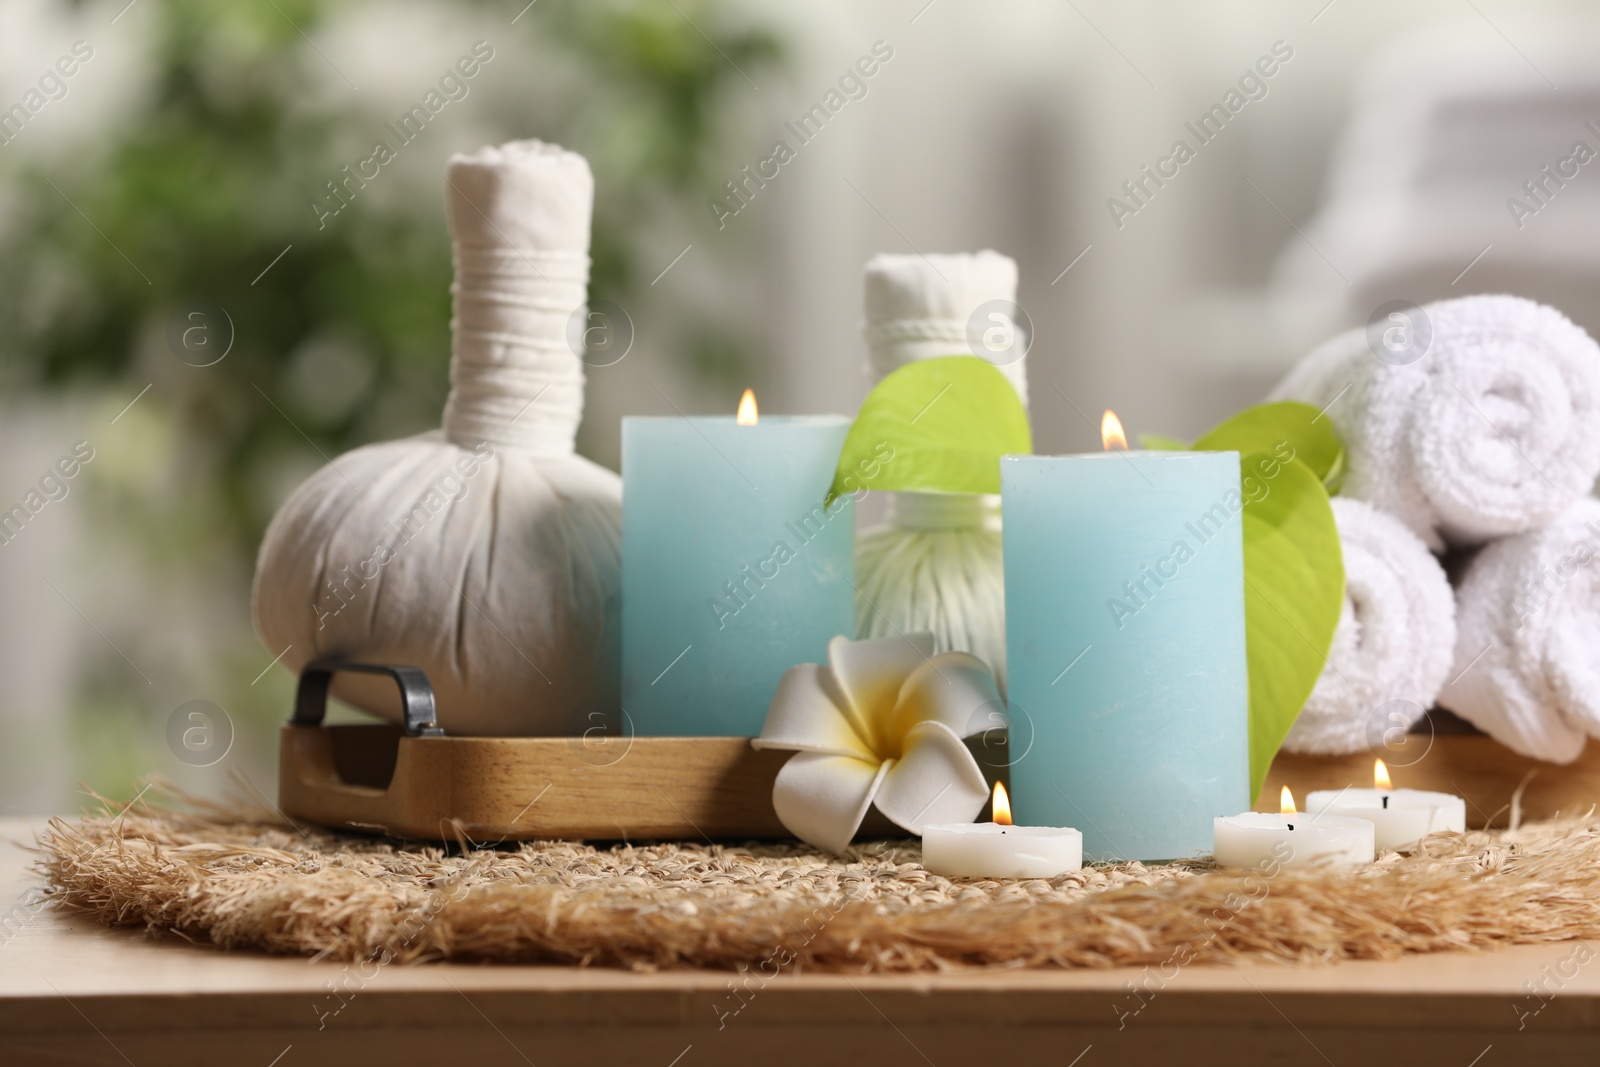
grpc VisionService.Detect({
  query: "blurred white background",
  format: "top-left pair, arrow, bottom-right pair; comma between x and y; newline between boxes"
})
3,0 -> 1598,811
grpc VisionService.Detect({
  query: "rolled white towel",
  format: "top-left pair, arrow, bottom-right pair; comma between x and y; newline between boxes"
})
855,251 -> 1020,688
1283,498 -> 1456,755
1269,295 -> 1600,551
1440,498 -> 1600,763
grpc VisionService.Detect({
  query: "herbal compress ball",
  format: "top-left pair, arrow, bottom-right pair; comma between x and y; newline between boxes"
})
253,141 -> 621,736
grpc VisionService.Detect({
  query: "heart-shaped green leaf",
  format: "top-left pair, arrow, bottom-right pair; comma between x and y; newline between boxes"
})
1194,401 -> 1345,492
830,356 -> 1031,501
1235,451 -> 1344,798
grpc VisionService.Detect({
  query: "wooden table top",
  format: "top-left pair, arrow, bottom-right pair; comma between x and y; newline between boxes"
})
3,817 -> 1597,1066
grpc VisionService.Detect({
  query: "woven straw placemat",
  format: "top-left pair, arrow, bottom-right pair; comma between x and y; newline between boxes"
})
32,792 -> 1600,972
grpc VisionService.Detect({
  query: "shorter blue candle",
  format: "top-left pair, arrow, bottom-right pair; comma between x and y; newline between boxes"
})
622,414 -> 854,736
1002,451 -> 1249,861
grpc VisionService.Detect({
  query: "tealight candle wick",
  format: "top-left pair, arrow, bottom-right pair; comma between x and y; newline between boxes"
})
1382,795 -> 1389,809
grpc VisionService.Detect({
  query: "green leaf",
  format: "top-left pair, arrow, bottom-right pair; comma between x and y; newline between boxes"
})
1138,433 -> 1189,451
1193,401 -> 1345,491
1236,452 -> 1344,799
830,356 -> 1031,500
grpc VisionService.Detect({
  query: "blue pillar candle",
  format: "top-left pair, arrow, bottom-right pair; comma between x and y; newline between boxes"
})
1002,449 -> 1249,861
622,405 -> 854,736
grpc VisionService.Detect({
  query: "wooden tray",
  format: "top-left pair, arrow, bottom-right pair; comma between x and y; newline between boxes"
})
281,724 -> 782,841
279,723 -> 1600,843
277,725 -> 1013,843
278,664 -> 1600,842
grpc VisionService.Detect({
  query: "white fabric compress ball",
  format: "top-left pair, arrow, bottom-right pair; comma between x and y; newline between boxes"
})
854,251 -> 1023,691
252,141 -> 621,736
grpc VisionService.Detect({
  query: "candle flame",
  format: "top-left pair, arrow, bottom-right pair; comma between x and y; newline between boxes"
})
1280,785 -> 1297,815
736,389 -> 759,426
1374,757 -> 1392,791
991,781 -> 1013,826
1101,409 -> 1127,451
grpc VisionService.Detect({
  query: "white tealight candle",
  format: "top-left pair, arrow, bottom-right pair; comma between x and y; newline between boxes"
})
922,783 -> 1083,879
1305,759 -> 1467,851
1213,787 -> 1375,869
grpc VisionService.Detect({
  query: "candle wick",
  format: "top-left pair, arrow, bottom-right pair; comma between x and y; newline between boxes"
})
1382,796 -> 1388,809
1287,823 -> 1294,831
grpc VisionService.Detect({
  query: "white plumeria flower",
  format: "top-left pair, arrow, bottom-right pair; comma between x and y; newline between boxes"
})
752,633 -> 1000,853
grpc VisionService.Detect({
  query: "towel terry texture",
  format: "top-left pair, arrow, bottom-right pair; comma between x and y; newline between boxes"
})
1284,498 -> 1457,755
1441,498 -> 1600,764
1270,294 -> 1600,552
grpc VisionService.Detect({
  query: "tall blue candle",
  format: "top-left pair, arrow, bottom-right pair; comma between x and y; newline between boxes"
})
622,403 -> 854,736
1002,448 -> 1249,861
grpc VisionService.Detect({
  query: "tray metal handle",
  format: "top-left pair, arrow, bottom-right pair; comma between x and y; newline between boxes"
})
292,661 -> 444,737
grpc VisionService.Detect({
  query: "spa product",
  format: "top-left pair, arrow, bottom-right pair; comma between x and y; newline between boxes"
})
1214,788 -> 1375,869
921,783 -> 1082,879
853,251 -> 1026,687
1002,448 -> 1250,862
1306,761 -> 1466,851
252,141 -> 621,736
621,400 -> 854,737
